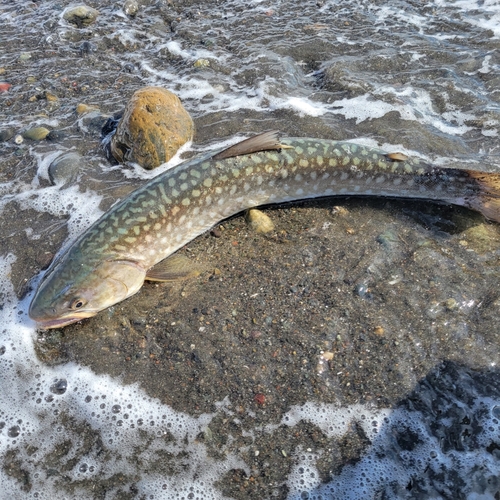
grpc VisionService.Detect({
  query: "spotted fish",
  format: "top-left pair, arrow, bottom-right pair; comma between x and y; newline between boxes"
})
29,131 -> 500,328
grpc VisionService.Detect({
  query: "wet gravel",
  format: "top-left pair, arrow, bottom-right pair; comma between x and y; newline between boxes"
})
2,0 -> 500,498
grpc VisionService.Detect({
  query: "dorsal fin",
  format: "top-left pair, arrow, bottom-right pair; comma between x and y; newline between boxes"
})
386,152 -> 409,162
212,130 -> 287,160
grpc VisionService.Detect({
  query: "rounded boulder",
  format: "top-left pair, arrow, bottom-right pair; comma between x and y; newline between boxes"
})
111,87 -> 194,170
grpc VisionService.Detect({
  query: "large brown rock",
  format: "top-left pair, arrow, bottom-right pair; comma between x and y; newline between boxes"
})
111,87 -> 194,170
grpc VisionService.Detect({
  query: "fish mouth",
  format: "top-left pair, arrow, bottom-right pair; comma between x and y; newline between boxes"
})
31,312 -> 95,329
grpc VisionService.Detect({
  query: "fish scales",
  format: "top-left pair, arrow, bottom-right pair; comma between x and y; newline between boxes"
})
29,133 -> 500,328
75,139 -> 471,267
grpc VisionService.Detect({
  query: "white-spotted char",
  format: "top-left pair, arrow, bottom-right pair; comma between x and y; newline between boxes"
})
29,131 -> 500,328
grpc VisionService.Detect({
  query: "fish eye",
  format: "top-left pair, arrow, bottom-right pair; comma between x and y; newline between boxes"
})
69,298 -> 87,310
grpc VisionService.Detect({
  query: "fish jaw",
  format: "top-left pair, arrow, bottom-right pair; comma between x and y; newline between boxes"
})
29,258 -> 147,329
28,308 -> 97,329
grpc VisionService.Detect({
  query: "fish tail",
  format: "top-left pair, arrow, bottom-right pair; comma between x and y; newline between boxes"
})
466,170 -> 500,222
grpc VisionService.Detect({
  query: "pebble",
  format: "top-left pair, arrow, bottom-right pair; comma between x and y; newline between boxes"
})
245,208 -> 275,234
44,91 -> 58,102
0,82 -> 11,92
46,130 -> 65,141
444,298 -> 459,311
49,153 -> 82,186
23,127 -> 50,140
76,103 -> 100,115
123,0 -> 139,17
19,52 -> 32,62
0,129 -> 15,142
194,59 -> 210,68
63,6 -> 99,27
14,135 -> 23,145
49,153 -> 84,185
79,41 -> 95,57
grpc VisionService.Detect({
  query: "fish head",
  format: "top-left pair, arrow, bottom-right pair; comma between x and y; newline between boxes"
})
29,258 -> 146,329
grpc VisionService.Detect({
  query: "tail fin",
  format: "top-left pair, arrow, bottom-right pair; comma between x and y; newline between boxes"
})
466,170 -> 500,222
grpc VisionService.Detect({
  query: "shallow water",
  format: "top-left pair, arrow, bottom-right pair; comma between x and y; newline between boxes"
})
1,0 -> 500,498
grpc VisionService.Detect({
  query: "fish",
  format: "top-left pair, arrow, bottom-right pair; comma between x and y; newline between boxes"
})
29,131 -> 500,328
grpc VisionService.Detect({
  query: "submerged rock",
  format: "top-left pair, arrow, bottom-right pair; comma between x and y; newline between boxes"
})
111,87 -> 194,170
48,152 -> 83,186
123,0 -> 139,17
0,129 -> 15,142
63,6 -> 99,28
23,127 -> 50,140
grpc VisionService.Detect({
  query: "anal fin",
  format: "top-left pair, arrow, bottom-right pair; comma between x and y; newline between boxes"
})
212,130 -> 291,160
145,254 -> 201,282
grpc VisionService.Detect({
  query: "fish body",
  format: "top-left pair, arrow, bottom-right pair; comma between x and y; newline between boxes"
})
29,132 -> 500,328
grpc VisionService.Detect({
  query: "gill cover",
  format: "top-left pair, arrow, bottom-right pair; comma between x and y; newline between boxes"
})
29,259 -> 147,329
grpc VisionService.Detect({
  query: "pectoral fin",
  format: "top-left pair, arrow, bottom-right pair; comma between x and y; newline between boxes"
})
145,254 -> 201,282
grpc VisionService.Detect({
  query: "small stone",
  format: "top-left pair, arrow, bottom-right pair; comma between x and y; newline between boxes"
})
63,5 -> 99,27
194,58 -> 210,68
331,206 -> 349,216
23,127 -> 50,140
373,326 -> 385,335
111,86 -> 194,170
0,129 -> 15,142
0,82 -> 11,93
46,130 -> 65,141
14,135 -> 23,145
49,152 -> 84,185
76,103 -> 100,115
245,208 -> 275,234
79,41 -> 95,57
321,351 -> 334,361
123,0 -> 139,17
19,52 -> 32,62
254,393 -> 266,405
44,91 -> 58,102
26,76 -> 37,84
78,110 -> 111,136
444,298 -> 459,311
